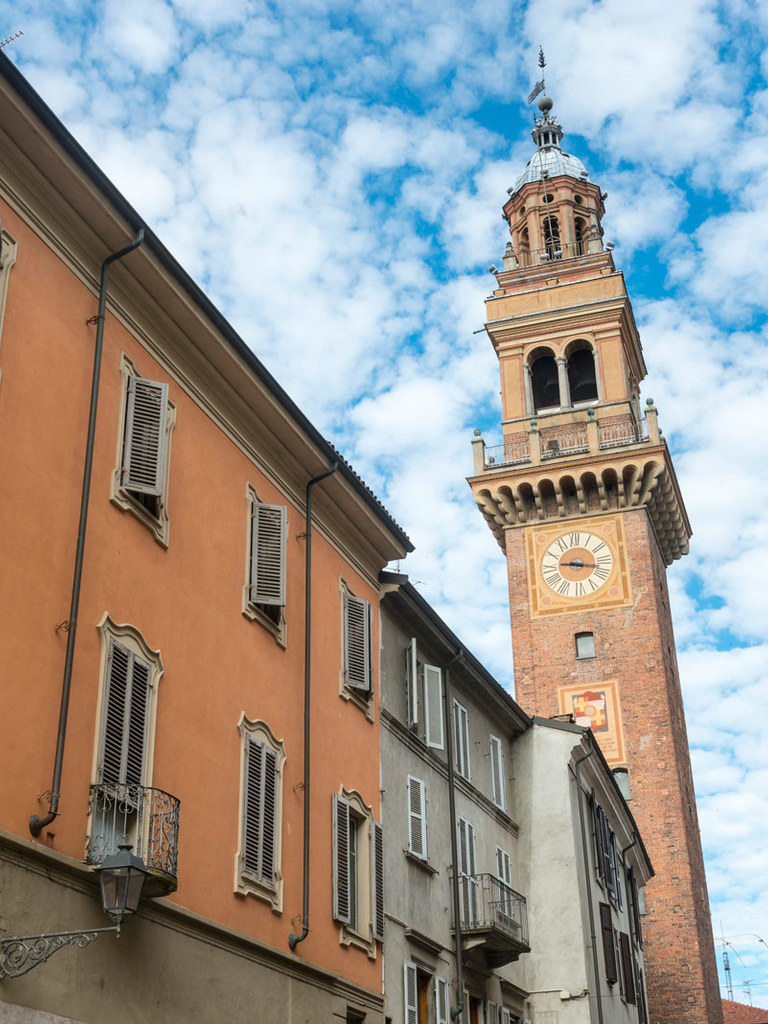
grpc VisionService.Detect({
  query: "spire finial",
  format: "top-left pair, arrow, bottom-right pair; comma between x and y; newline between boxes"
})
538,46 -> 546,70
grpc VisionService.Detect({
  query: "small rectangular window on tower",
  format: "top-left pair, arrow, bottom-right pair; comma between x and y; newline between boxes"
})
575,631 -> 595,659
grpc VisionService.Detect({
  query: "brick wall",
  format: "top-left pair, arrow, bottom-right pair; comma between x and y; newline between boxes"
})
507,507 -> 723,1024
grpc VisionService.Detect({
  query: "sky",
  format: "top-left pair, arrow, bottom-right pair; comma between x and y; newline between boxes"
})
3,0 -> 767,1004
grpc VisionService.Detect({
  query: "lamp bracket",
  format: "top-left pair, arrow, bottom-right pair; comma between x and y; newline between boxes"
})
0,925 -> 119,978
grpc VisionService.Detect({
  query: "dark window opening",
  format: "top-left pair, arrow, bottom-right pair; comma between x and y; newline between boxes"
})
575,217 -> 586,255
575,632 -> 595,659
568,347 -> 598,403
531,355 -> 559,411
543,215 -> 561,260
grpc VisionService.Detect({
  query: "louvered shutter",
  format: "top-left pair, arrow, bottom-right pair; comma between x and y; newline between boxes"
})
100,639 -> 149,787
637,968 -> 648,1024
122,376 -> 168,495
423,664 -> 444,749
372,818 -> 384,943
486,1002 -> 497,1024
407,777 -> 427,858
243,738 -> 278,885
629,869 -> 643,948
620,932 -> 636,1003
249,502 -> 286,605
496,846 -> 511,886
404,962 -> 418,1024
332,793 -> 351,924
453,700 -> 470,780
612,832 -> 623,908
457,817 -> 477,928
344,592 -> 372,692
490,735 -> 505,808
599,902 -> 617,983
406,638 -> 418,726
435,977 -> 450,1024
500,1009 -> 512,1024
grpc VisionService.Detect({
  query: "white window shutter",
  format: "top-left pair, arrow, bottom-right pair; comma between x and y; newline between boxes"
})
249,502 -> 286,605
453,700 -> 470,780
457,816 -> 478,928
101,639 -> 149,787
501,1009 -> 512,1024
490,735 -> 505,809
404,962 -> 418,1024
496,846 -> 512,886
436,977 -> 450,1024
372,818 -> 384,943
406,638 -> 418,727
332,793 -> 351,924
407,777 -> 427,859
344,592 -> 372,692
486,1002 -> 498,1024
122,376 -> 168,495
423,664 -> 444,749
243,738 -> 278,885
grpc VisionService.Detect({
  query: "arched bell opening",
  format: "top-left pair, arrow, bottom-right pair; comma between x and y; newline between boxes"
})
574,216 -> 586,256
565,340 -> 599,404
542,215 -> 561,261
529,348 -> 560,413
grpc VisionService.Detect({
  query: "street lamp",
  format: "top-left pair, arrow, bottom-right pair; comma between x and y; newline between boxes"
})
0,844 -> 147,978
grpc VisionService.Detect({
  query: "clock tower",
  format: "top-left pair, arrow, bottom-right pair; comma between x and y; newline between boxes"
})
469,92 -> 722,1024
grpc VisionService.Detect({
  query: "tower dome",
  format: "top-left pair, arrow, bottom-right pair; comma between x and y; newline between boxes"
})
511,95 -> 589,194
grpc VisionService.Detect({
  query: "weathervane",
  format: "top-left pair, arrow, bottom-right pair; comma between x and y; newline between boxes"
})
527,46 -> 546,104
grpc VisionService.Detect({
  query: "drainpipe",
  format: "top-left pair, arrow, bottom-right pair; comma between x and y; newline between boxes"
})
443,648 -> 465,1020
573,744 -> 604,1024
30,229 -> 145,838
288,460 -> 339,951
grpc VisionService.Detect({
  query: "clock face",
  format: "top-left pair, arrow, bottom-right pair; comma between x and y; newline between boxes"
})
541,531 -> 614,598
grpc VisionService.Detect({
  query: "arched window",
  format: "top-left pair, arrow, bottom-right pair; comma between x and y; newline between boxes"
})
575,217 -> 586,256
531,353 -> 559,411
567,345 -> 598,403
519,226 -> 530,267
542,216 -> 561,260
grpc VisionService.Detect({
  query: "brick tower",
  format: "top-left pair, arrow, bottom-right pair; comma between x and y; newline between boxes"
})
468,91 -> 722,1024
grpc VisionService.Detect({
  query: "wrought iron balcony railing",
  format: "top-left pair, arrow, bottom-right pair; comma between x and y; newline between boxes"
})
458,873 -> 529,943
86,783 -> 180,897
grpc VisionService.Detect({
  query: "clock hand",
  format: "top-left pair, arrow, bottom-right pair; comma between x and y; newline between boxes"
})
559,559 -> 598,569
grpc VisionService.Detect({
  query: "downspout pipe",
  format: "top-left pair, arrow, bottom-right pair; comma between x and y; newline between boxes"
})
443,648 -> 466,1020
573,744 -> 604,1024
30,229 -> 145,838
288,460 -> 339,951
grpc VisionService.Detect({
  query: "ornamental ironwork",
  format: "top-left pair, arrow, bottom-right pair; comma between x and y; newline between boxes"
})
0,926 -> 118,978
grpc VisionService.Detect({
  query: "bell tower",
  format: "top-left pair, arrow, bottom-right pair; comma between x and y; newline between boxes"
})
469,91 -> 722,1024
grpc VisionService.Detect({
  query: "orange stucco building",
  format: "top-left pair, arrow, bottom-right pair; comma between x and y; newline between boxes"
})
0,53 -> 410,1022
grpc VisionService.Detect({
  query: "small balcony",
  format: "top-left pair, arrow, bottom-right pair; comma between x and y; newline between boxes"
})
86,783 -> 180,898
454,874 -> 530,968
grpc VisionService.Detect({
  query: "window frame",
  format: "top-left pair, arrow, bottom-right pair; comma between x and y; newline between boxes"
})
340,582 -> 374,715
332,789 -> 383,957
489,734 -> 506,810
453,699 -> 471,781
235,714 -> 285,911
110,354 -> 175,547
575,631 -> 595,659
242,484 -> 288,646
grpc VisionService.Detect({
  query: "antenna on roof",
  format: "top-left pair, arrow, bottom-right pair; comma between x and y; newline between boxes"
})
0,31 -> 24,50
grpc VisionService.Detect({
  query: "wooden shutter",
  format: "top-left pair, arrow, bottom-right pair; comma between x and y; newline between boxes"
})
496,846 -> 512,886
599,901 -> 617,983
101,639 -> 150,787
249,502 -> 286,605
372,818 -> 384,943
423,664 -> 444,749
332,793 -> 351,924
406,638 -> 418,727
629,869 -> 644,948
122,376 -> 168,495
404,962 -> 418,1024
620,932 -> 636,1003
453,700 -> 470,780
490,735 -> 505,808
457,816 -> 477,928
435,977 -> 450,1024
408,777 -> 427,858
343,592 -> 372,692
243,738 -> 277,885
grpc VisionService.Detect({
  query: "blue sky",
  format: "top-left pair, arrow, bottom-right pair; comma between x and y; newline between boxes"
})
5,0 -> 768,1004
